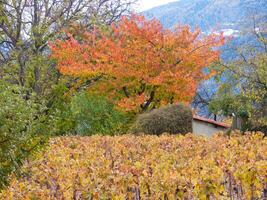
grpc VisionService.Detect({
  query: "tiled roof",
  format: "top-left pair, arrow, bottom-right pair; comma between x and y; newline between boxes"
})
193,115 -> 231,128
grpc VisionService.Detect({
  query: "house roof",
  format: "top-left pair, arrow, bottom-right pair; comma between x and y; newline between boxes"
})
193,115 -> 231,128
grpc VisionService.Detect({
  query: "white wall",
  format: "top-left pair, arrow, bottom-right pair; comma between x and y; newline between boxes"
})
193,120 -> 228,137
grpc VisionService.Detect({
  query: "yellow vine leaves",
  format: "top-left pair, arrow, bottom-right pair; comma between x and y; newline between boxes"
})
1,132 -> 266,199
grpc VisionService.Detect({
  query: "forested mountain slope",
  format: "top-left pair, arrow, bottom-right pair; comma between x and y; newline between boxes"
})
144,0 -> 267,32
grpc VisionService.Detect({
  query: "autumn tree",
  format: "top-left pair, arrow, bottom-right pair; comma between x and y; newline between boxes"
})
51,15 -> 224,112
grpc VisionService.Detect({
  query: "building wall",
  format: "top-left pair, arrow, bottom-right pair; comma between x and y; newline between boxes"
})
192,120 -> 228,137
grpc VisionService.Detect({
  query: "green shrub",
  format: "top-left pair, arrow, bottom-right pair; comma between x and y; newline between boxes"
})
132,104 -> 193,135
47,82 -> 75,136
0,84 -> 47,189
69,92 -> 132,136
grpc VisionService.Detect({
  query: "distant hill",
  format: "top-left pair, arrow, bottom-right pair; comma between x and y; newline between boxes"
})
143,0 -> 267,33
144,0 -> 267,117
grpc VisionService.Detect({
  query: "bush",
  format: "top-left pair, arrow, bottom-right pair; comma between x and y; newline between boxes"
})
248,120 -> 267,136
0,84 -> 47,189
132,104 -> 192,135
47,82 -> 75,136
69,92 -> 132,136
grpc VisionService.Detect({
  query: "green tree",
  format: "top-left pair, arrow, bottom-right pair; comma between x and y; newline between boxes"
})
209,25 -> 267,131
0,82 -> 48,189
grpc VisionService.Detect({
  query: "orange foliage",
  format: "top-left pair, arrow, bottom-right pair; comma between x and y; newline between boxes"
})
50,15 -> 224,111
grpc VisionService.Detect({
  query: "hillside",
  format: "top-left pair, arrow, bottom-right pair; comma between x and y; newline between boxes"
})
143,0 -> 267,117
144,0 -> 267,33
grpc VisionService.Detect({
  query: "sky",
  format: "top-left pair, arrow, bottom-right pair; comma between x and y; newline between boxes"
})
137,0 -> 178,11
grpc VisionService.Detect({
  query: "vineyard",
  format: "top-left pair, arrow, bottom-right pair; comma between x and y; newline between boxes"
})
1,132 -> 266,200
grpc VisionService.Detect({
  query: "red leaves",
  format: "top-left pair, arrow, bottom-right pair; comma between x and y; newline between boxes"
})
50,14 -> 224,112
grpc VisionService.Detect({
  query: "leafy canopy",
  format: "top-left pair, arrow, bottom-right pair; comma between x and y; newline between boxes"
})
51,15 -> 224,112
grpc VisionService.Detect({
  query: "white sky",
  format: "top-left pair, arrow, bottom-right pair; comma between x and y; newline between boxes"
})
137,0 -> 178,11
